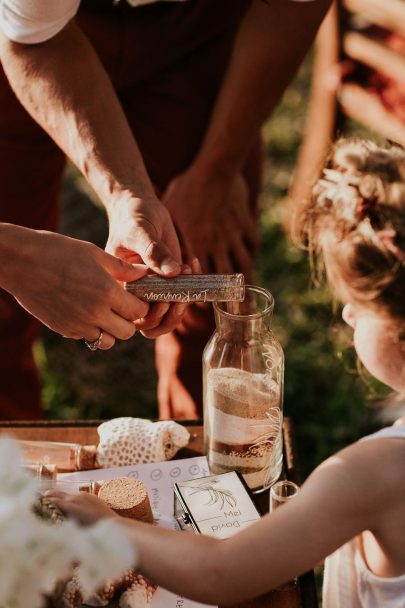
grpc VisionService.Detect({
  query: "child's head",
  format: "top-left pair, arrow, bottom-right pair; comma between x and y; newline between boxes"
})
300,139 -> 405,391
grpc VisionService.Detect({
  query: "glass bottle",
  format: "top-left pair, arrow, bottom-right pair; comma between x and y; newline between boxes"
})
203,286 -> 284,494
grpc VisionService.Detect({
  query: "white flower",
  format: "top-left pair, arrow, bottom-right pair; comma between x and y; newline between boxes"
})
0,438 -> 38,520
0,438 -> 138,608
75,519 -> 138,594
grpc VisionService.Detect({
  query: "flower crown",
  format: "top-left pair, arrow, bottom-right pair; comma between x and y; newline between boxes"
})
318,168 -> 405,265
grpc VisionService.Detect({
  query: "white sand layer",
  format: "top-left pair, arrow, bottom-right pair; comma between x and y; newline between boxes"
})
206,367 -> 280,418
206,406 -> 280,444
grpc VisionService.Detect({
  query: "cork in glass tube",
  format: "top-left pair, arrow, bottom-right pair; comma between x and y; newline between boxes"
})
125,273 -> 245,303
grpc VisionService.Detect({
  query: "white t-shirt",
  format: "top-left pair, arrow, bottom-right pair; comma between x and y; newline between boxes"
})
323,424 -> 405,608
0,0 -> 315,44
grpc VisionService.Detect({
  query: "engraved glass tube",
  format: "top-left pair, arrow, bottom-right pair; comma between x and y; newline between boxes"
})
125,273 -> 245,303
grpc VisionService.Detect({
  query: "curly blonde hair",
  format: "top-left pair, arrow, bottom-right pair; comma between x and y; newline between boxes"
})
299,139 -> 405,325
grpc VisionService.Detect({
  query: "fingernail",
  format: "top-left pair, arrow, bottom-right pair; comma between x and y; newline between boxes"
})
158,303 -> 170,317
175,304 -> 187,316
160,258 -> 180,274
181,264 -> 192,274
191,258 -> 202,273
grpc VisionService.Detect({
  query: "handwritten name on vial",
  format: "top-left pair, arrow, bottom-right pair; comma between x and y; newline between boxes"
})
142,290 -> 209,303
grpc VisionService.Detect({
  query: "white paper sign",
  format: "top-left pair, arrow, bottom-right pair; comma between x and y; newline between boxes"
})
58,456 -> 216,608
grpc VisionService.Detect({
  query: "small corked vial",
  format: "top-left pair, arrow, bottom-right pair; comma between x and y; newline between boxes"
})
78,480 -> 102,495
98,478 -> 154,524
125,273 -> 245,303
25,462 -> 58,481
19,440 -> 98,472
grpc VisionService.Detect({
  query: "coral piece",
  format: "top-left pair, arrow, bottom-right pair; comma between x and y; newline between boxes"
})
83,579 -> 115,607
52,565 -> 156,607
96,417 -> 190,467
119,574 -> 157,608
58,576 -> 83,608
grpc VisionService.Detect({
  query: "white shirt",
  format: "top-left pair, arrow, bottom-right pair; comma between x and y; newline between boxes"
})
323,425 -> 405,608
0,0 -> 315,44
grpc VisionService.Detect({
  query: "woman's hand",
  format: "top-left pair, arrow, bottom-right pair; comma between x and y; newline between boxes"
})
0,226 -> 150,349
43,490 -> 117,526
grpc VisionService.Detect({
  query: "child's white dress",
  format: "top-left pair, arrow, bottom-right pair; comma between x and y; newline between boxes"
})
322,424 -> 405,607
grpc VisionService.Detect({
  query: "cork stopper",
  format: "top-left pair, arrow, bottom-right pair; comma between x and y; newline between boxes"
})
75,445 -> 98,471
98,478 -> 153,523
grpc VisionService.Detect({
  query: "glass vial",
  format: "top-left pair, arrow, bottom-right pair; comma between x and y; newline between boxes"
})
270,480 -> 300,512
19,441 -> 97,472
125,273 -> 245,303
203,286 -> 284,494
25,463 -> 58,481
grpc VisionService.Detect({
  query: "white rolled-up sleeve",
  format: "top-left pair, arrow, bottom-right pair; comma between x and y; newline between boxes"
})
0,0 -> 81,44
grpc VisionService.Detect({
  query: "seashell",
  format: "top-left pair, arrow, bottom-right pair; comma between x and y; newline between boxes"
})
96,418 -> 190,468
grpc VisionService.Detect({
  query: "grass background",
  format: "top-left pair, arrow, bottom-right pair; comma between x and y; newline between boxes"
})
37,55 -> 395,479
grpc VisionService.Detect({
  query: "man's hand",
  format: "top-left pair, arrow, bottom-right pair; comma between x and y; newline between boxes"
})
163,171 -> 259,277
0,226 -> 151,349
106,194 -> 182,274
105,194 -> 198,338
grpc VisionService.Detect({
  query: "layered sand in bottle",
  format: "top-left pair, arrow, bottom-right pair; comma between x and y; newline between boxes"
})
206,368 -> 282,491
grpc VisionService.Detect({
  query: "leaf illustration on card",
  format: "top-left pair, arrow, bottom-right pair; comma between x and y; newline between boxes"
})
188,480 -> 237,510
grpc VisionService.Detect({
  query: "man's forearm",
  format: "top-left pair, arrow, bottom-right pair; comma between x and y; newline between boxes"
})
0,21 -> 154,211
194,0 -> 332,176
0,223 -> 35,294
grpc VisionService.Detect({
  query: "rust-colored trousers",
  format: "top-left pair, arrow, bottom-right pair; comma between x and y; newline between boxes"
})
0,0 -> 261,420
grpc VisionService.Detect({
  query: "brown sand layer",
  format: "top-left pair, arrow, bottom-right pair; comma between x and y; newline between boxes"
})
209,449 -> 272,472
98,477 -> 153,523
209,438 -> 276,456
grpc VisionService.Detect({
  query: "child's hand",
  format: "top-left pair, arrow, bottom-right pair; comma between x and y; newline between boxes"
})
43,490 -> 117,526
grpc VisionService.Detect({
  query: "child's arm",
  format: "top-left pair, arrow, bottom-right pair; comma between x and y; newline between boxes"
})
49,438 -> 405,605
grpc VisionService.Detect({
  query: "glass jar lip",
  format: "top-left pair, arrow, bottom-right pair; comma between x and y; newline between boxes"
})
213,285 -> 274,320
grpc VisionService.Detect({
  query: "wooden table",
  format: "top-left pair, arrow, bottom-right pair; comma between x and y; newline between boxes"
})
0,419 -> 318,608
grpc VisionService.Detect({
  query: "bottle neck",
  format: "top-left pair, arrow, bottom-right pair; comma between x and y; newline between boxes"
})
214,307 -> 272,340
213,286 -> 275,340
